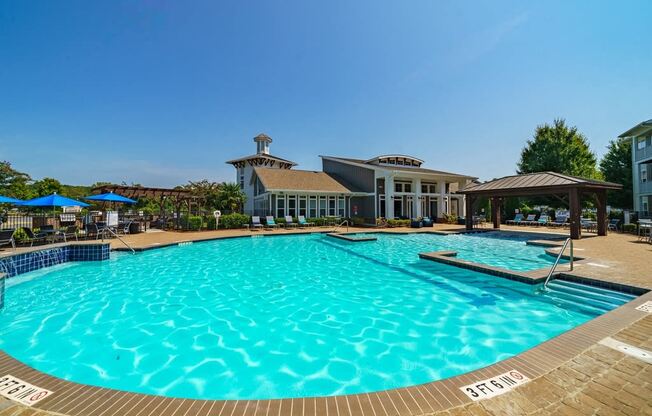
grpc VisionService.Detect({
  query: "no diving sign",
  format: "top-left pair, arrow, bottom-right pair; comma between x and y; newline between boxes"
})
460,370 -> 529,401
0,375 -> 53,406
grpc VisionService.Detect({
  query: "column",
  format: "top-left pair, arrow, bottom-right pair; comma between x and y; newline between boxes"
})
414,178 -> 422,218
385,175 -> 394,219
465,195 -> 474,230
569,187 -> 581,239
461,196 -> 467,218
596,190 -> 607,236
491,197 -> 502,229
437,180 -> 446,218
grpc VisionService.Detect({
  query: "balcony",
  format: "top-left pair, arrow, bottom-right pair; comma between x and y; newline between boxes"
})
635,145 -> 652,162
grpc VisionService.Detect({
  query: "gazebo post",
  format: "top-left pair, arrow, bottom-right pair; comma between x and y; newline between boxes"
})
465,195 -> 474,231
491,197 -> 501,229
569,187 -> 581,239
595,190 -> 607,236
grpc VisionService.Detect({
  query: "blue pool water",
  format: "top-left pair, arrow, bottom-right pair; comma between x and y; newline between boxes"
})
0,233 -> 596,400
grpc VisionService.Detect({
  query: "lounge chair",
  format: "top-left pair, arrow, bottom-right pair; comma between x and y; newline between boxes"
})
422,217 -> 434,227
21,227 -> 48,247
550,216 -> 567,227
506,214 -> 524,225
535,215 -> 549,227
298,216 -> 315,227
285,216 -> 298,228
607,219 -> 620,232
522,214 -> 537,226
251,216 -> 264,231
265,216 -> 279,230
0,229 -> 16,251
85,223 -> 102,240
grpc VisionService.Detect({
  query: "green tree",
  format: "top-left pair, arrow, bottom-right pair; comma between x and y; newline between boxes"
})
517,119 -> 599,179
184,179 -> 222,211
217,182 -> 247,213
600,138 -> 632,209
0,161 -> 33,199
31,177 -> 63,196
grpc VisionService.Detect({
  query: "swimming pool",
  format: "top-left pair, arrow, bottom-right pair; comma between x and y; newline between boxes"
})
0,233 -> 608,400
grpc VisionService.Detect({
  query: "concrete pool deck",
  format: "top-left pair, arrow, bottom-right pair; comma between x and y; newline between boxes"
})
0,225 -> 650,415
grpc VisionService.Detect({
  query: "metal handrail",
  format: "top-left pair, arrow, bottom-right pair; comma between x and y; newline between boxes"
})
331,220 -> 349,234
101,227 -> 136,254
543,238 -> 573,288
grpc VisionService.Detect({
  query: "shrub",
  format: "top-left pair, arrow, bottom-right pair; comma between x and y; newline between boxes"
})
187,215 -> 203,231
351,216 -> 365,226
622,224 -> 637,234
220,213 -> 250,229
442,213 -> 458,224
387,219 -> 410,227
307,217 -> 327,226
274,217 -> 287,225
205,216 -> 217,230
13,228 -> 28,242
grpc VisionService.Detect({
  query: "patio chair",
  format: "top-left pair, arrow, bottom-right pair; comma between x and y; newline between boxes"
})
58,225 -> 79,242
550,216 -> 567,227
522,214 -> 537,226
0,228 -> 16,251
251,216 -> 264,231
506,213 -> 523,225
265,216 -> 280,230
284,216 -> 298,228
85,223 -> 102,240
607,219 -> 620,232
422,217 -> 434,227
535,215 -> 549,227
21,227 -> 48,247
638,220 -> 652,242
298,216 -> 315,227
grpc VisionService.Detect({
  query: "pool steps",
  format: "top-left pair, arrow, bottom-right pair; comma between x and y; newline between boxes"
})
543,279 -> 637,315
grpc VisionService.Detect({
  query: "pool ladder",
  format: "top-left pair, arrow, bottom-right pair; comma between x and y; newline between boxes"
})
102,227 -> 136,254
331,220 -> 349,234
543,238 -> 573,289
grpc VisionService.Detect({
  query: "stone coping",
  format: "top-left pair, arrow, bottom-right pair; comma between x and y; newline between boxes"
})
326,233 -> 378,242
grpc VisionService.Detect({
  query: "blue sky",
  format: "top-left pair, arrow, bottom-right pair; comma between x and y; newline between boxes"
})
1,1 -> 650,186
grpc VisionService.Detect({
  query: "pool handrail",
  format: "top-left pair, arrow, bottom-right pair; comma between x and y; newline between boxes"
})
543,237 -> 573,289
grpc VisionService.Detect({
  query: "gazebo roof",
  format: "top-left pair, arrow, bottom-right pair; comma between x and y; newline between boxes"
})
460,172 -> 622,196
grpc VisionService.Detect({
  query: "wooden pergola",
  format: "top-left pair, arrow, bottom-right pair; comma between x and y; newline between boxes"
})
459,172 -> 622,239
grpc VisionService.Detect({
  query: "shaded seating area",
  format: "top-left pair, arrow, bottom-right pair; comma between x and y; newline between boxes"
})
460,172 -> 622,239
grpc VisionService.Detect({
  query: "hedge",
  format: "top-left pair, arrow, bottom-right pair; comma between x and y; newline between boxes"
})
220,213 -> 250,229
387,219 -> 410,227
187,215 -> 203,231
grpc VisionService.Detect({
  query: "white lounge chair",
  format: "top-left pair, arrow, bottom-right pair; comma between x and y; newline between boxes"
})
251,216 -> 264,231
265,216 -> 280,229
298,216 -> 314,227
285,216 -> 298,228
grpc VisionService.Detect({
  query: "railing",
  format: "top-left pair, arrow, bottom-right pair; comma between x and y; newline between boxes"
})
101,227 -> 136,254
543,238 -> 573,289
331,220 -> 349,234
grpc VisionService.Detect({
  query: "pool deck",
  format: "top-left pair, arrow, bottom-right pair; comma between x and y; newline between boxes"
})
0,225 -> 650,415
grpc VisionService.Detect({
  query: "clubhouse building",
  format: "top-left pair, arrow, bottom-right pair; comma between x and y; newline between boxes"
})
227,134 -> 476,221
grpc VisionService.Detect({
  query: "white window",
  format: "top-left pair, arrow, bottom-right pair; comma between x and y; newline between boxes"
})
239,167 -> 245,189
309,196 -> 317,218
638,138 -> 647,150
641,164 -> 648,183
299,196 -> 307,217
276,196 -> 285,218
338,197 -> 345,217
328,196 -> 336,216
288,195 -> 296,217
319,196 -> 327,217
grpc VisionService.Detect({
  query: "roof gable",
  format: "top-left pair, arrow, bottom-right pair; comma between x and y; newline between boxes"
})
460,171 -> 622,194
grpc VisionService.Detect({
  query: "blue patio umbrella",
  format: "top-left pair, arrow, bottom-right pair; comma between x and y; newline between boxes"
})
84,192 -> 136,204
0,195 -> 23,204
21,193 -> 90,208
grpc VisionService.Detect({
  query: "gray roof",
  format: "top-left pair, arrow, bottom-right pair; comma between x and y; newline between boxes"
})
460,172 -> 622,194
225,153 -> 297,166
321,156 -> 475,179
618,119 -> 652,138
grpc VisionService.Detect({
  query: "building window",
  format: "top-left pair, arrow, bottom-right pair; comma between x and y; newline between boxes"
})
309,196 -> 317,218
239,167 -> 245,189
288,195 -> 296,217
338,197 -> 345,217
638,138 -> 647,150
404,183 -> 412,193
379,195 -> 386,218
277,196 -> 285,218
642,164 -> 648,183
319,196 -> 327,217
299,196 -> 307,217
395,183 -> 403,193
395,181 -> 412,193
328,196 -> 336,216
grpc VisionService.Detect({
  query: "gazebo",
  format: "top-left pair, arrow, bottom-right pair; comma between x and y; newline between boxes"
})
459,172 -> 622,239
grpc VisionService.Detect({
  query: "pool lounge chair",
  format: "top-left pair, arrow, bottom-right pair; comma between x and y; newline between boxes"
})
0,228 -> 16,251
251,216 -> 264,231
535,215 -> 549,227
284,216 -> 298,228
21,227 -> 48,247
298,216 -> 314,227
506,214 -> 524,225
521,214 -> 537,226
550,216 -> 567,227
57,225 -> 79,242
265,216 -> 279,230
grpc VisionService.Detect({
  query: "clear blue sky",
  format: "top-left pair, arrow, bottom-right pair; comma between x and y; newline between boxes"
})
1,0 -> 650,186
